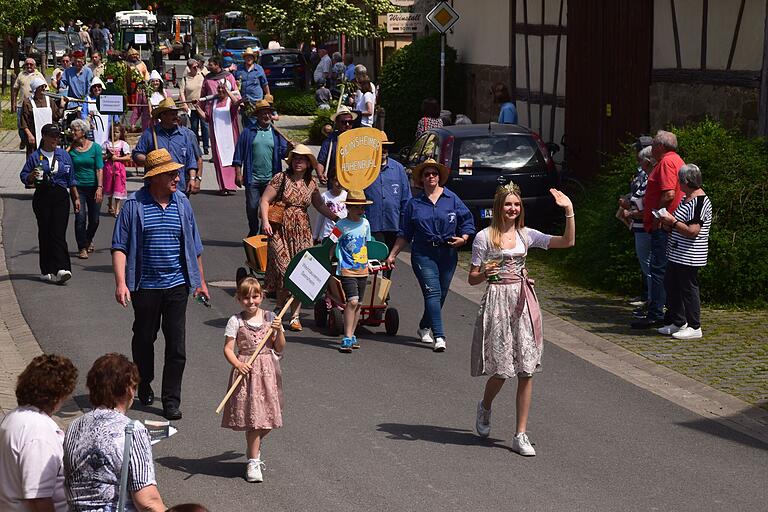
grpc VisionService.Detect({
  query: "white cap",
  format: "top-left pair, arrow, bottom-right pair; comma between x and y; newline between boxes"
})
90,77 -> 106,89
149,69 -> 163,82
29,77 -> 47,93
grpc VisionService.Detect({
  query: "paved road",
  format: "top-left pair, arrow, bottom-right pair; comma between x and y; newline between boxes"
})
2,174 -> 767,510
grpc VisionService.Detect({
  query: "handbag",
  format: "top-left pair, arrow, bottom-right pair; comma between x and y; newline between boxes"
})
267,173 -> 288,225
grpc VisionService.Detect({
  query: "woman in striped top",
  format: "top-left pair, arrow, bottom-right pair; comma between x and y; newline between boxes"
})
657,164 -> 713,340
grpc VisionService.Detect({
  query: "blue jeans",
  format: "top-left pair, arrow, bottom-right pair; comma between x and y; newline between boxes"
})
245,182 -> 269,236
17,106 -> 24,144
647,229 -> 668,321
189,110 -> 209,152
634,231 -> 652,301
410,243 -> 458,339
74,186 -> 101,250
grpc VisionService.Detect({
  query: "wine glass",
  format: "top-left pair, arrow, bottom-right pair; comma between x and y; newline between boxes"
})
484,252 -> 503,283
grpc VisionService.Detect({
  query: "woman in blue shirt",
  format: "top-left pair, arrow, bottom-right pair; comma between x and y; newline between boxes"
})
493,82 -> 518,124
385,159 -> 475,352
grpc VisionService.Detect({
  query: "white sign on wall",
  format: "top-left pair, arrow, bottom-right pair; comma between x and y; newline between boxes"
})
386,12 -> 424,34
390,0 -> 416,6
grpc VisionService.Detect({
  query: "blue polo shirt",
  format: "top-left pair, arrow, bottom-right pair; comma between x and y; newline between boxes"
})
364,159 -> 411,233
398,187 -> 475,245
139,197 -> 187,289
63,66 -> 93,99
133,125 -> 198,192
20,148 -> 77,190
236,64 -> 268,101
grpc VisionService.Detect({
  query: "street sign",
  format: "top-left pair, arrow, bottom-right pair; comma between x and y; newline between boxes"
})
386,12 -> 424,34
426,1 -> 460,34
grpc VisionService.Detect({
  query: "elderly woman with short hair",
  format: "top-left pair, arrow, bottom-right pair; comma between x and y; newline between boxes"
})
0,354 -> 77,512
64,353 -> 166,512
657,164 -> 713,340
69,118 -> 104,259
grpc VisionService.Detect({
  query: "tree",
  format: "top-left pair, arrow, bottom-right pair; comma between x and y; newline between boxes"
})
242,0 -> 392,45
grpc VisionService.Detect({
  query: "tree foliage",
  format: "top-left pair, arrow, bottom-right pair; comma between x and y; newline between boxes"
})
242,0 -> 392,45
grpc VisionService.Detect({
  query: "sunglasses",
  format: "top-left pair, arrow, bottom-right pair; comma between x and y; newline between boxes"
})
338,119 -> 353,125
423,171 -> 439,177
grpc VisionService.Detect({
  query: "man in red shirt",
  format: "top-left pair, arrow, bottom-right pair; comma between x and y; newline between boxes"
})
631,130 -> 685,328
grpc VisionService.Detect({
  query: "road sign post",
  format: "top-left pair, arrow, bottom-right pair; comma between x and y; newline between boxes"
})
426,2 -> 460,112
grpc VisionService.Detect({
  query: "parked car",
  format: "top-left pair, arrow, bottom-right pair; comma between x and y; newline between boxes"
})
259,49 -> 308,90
221,36 -> 262,65
397,124 -> 559,229
214,28 -> 253,55
25,31 -> 83,65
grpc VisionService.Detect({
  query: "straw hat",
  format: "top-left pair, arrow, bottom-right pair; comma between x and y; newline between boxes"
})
285,144 -> 318,169
412,158 -> 450,186
151,97 -> 180,118
343,189 -> 373,206
144,149 -> 183,178
380,131 -> 395,145
250,99 -> 272,113
126,47 -> 140,57
243,47 -> 259,57
330,105 -> 358,122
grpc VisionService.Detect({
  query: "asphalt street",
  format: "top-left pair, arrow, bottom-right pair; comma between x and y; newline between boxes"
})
2,177 -> 767,511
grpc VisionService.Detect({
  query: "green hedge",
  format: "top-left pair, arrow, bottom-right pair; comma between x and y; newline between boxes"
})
540,119 -> 768,307
378,34 -> 463,150
308,108 -> 335,144
272,89 -> 317,116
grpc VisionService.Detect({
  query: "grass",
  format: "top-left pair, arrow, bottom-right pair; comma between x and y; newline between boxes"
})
279,126 -> 311,144
457,248 -> 768,409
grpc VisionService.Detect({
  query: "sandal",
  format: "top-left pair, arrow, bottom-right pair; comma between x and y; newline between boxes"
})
288,318 -> 302,331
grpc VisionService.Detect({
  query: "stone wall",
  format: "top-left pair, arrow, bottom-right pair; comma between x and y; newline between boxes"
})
649,82 -> 760,136
458,63 -> 512,123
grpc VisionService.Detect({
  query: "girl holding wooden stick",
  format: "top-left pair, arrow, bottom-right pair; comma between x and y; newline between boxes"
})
220,277 -> 286,483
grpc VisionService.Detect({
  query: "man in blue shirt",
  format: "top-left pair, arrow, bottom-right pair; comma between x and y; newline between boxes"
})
316,105 -> 357,184
63,51 -> 93,100
364,134 -> 410,277
133,98 -> 200,194
233,100 -> 289,236
236,48 -> 270,102
112,148 -> 209,421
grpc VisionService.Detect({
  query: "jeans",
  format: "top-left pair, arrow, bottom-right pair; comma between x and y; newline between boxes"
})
634,231 -> 652,302
245,182 -> 269,236
32,185 -> 71,275
664,262 -> 701,329
410,243 -> 458,339
131,284 -> 189,408
74,186 -> 101,250
189,110 -> 209,152
647,229 -> 668,321
17,106 -> 24,144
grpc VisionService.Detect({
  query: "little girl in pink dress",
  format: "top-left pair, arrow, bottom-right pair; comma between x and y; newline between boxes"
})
102,123 -> 130,217
221,276 -> 286,483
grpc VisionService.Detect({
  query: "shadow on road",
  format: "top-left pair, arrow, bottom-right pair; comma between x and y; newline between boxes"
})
155,451 -> 244,479
202,239 -> 242,248
376,423 -> 511,450
676,407 -> 768,451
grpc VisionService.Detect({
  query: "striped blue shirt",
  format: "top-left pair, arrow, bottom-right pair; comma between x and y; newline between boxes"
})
140,198 -> 187,289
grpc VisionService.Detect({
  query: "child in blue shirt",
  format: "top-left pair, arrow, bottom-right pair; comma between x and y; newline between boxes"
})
334,189 -> 372,353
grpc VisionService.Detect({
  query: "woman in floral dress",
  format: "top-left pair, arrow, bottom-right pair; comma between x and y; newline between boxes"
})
259,145 -> 340,331
468,183 -> 575,457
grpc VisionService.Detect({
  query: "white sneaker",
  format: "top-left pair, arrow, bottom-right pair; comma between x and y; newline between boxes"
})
628,297 -> 646,307
246,459 -> 265,483
512,432 -> 536,456
417,327 -> 434,344
56,270 -> 72,284
672,326 -> 703,340
658,323 -> 687,335
475,401 -> 491,438
433,337 -> 446,352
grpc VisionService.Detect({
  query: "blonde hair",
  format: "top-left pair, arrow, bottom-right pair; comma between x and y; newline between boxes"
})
488,183 -> 525,248
236,276 -> 262,300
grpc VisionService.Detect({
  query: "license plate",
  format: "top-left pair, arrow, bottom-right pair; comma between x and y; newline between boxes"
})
275,81 -> 292,87
480,208 -> 493,219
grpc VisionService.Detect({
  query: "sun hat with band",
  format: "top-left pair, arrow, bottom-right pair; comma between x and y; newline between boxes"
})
380,131 -> 395,146
144,149 -> 184,178
330,105 -> 358,122
243,47 -> 259,58
126,47 -> 140,57
151,97 -> 180,118
285,144 -> 318,169
343,189 -> 373,206
412,158 -> 450,186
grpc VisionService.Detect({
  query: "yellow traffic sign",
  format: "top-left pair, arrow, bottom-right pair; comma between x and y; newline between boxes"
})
427,1 -> 460,34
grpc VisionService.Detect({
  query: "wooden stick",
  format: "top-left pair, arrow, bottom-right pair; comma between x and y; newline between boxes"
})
324,85 -> 345,171
215,296 -> 294,414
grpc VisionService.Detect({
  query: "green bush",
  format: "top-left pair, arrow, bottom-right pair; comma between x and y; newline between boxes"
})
308,108 -> 334,144
540,119 -> 768,307
378,34 -> 463,150
272,89 -> 317,115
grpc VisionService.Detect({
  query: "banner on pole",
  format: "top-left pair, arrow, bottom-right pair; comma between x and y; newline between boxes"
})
335,127 -> 384,191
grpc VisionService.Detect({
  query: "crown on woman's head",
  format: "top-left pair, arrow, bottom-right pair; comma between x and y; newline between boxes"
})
497,182 -> 521,196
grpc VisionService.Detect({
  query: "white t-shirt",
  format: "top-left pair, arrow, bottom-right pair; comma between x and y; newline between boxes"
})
313,189 -> 348,241
471,227 -> 552,274
356,91 -> 375,127
40,149 -> 55,169
225,312 -> 269,338
0,406 -> 68,512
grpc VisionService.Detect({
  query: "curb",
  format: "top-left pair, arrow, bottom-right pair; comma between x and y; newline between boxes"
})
396,252 -> 768,445
0,196 -> 82,427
